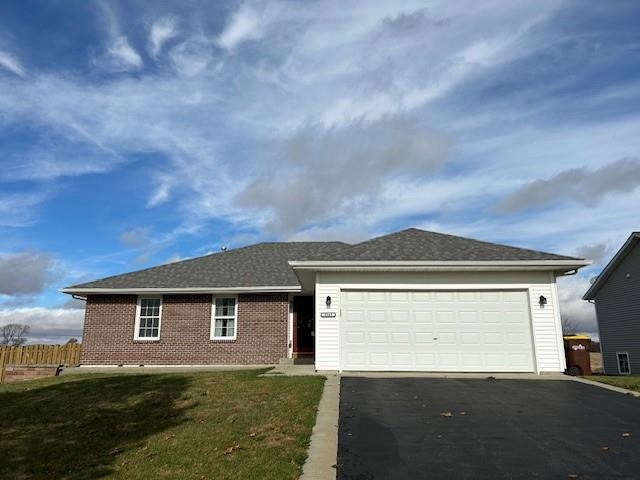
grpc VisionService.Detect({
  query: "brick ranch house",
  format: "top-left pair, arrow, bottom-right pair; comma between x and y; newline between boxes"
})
63,228 -> 588,373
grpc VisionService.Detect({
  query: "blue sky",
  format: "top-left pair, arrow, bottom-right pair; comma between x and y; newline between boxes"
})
1,0 -> 639,342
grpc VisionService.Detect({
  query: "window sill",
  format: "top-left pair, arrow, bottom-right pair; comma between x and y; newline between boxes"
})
211,337 -> 237,342
133,338 -> 161,343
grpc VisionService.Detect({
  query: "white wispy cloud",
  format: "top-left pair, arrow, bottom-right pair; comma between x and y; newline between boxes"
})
106,36 -> 142,69
0,49 -> 25,76
149,16 -> 178,57
95,1 -> 143,71
216,4 -> 264,50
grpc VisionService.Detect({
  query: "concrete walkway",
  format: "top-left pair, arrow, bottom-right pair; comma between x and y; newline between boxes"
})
300,374 -> 340,480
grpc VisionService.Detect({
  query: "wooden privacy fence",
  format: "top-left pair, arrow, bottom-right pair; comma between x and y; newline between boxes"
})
0,344 -> 81,383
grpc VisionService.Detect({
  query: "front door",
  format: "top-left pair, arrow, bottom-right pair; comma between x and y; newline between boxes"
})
293,296 -> 315,358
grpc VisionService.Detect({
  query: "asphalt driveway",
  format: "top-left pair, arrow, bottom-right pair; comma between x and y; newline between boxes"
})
338,377 -> 640,480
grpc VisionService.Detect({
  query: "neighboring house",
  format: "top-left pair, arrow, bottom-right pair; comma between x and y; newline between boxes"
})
62,228 -> 587,373
583,232 -> 640,375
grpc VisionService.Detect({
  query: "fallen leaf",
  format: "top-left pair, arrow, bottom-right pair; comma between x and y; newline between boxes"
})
223,444 -> 241,455
568,474 -> 578,479
249,432 -> 257,438
459,411 -> 467,415
440,411 -> 453,417
601,446 -> 609,451
164,434 -> 175,441
622,432 -> 631,437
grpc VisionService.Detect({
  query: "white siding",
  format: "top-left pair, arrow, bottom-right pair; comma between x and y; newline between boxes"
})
529,279 -> 566,372
315,274 -> 341,370
315,271 -> 565,373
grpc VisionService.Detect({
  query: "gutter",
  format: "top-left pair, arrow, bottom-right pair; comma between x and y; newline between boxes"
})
60,285 -> 303,295
289,260 -> 590,272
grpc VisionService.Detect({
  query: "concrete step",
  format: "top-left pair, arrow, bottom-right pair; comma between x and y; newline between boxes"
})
279,357 -> 315,366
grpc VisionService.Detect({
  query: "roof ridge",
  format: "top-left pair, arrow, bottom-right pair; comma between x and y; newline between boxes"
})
347,227 -> 580,260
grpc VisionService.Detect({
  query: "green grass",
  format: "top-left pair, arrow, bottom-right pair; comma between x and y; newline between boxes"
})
586,375 -> 640,393
0,369 -> 325,480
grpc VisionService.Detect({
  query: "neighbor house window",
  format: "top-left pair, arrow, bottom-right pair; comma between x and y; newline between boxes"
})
211,296 -> 237,340
134,297 -> 162,340
617,352 -> 631,375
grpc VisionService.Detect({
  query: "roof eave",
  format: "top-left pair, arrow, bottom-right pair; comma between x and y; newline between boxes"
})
289,260 -> 590,272
60,285 -> 303,295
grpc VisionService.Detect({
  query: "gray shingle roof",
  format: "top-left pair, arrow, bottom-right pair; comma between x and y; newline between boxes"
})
65,228 -> 582,291
67,242 -> 350,290
329,228 -> 581,262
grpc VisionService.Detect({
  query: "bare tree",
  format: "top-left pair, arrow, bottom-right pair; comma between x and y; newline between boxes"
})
561,315 -> 581,336
1,323 -> 30,346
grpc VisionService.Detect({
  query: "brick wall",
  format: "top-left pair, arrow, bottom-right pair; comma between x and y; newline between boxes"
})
80,293 -> 289,365
3,365 -> 60,383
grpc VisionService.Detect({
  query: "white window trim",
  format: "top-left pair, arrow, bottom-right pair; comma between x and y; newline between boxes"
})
616,351 -> 631,375
134,296 -> 163,341
211,295 -> 238,341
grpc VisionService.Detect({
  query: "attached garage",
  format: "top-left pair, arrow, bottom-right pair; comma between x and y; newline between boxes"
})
340,290 -> 535,372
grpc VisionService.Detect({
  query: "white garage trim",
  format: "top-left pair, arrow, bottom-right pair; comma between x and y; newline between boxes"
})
314,271 -> 565,373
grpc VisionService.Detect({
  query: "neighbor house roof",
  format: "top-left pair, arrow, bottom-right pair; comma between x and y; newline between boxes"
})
62,228 -> 587,294
583,232 -> 640,300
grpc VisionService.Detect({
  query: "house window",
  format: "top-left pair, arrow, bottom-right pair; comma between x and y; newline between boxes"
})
617,352 -> 631,375
135,297 -> 162,340
211,296 -> 237,340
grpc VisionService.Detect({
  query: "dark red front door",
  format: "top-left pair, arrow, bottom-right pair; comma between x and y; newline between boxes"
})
293,296 -> 314,357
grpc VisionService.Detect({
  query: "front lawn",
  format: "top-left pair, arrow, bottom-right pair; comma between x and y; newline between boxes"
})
0,369 -> 325,480
586,375 -> 640,393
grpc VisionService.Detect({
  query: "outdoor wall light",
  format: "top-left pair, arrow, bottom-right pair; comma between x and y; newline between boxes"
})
326,296 -> 332,307
539,295 -> 547,306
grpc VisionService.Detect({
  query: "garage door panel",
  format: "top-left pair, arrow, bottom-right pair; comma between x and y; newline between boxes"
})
344,309 -> 365,323
461,353 -> 482,367
366,291 -> 386,302
460,332 -> 482,345
436,311 -> 456,323
415,353 -> 436,367
368,310 -> 386,322
345,331 -> 365,344
391,291 -> 410,302
341,289 -> 534,372
459,311 -> 480,323
412,291 -> 432,302
391,310 -> 410,322
413,311 -> 433,323
368,332 -> 387,343
458,291 -> 476,302
414,332 -> 435,344
390,332 -> 410,344
369,352 -> 389,365
435,292 -> 455,302
391,353 -> 411,366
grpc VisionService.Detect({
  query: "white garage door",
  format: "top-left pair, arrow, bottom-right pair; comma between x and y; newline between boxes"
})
341,290 -> 535,372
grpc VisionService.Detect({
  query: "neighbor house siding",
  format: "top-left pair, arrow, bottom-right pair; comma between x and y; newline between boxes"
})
315,271 -> 565,373
594,245 -> 640,375
80,293 -> 288,365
